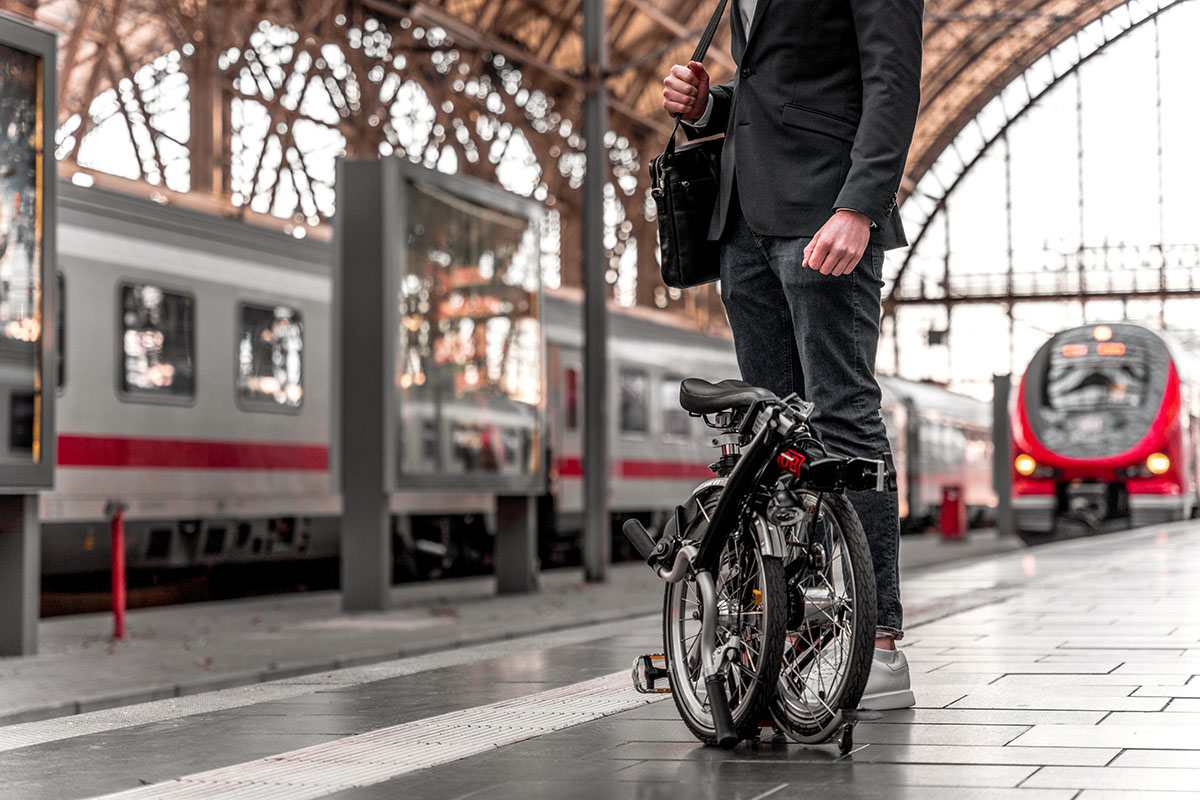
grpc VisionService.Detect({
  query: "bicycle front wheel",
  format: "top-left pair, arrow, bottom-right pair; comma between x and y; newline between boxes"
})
663,518 -> 785,747
771,491 -> 877,744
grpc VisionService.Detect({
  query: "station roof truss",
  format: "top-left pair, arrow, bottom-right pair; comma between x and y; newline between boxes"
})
0,0 -> 1155,325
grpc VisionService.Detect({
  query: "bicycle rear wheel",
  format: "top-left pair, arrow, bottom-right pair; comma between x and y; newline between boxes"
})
771,491 -> 876,743
663,495 -> 786,746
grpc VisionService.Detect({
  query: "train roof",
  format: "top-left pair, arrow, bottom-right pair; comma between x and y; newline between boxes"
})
879,375 -> 991,424
543,294 -> 738,374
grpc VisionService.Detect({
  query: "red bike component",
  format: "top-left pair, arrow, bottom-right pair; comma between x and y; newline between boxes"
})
777,449 -> 807,477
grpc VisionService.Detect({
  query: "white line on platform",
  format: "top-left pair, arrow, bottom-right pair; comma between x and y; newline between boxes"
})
90,671 -> 666,800
746,784 -> 790,800
0,615 -> 656,755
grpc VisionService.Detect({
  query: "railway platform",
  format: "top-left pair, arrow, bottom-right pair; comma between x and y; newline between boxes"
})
0,529 -> 1014,727
12,523 -> 1198,798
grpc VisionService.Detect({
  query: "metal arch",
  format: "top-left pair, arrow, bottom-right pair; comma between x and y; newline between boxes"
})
887,0 -> 1188,303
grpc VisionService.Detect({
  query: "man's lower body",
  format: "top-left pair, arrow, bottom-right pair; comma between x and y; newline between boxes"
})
717,195 -> 913,710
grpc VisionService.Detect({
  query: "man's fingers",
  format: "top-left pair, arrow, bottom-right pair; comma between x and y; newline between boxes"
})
662,87 -> 695,106
802,237 -> 816,268
670,64 -> 700,88
807,236 -> 832,272
663,77 -> 697,98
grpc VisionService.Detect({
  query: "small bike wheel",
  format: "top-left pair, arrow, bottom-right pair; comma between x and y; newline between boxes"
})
663,500 -> 786,747
771,491 -> 877,744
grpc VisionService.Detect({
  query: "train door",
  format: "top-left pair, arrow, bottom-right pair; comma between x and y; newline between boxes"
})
555,347 -> 584,521
881,398 -> 909,520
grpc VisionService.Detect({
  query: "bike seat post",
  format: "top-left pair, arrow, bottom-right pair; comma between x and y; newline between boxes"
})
710,410 -> 741,477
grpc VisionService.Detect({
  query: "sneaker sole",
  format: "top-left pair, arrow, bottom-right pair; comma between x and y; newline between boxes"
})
860,688 -> 915,711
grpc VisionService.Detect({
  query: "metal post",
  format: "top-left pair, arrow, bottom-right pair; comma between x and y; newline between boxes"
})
582,0 -> 610,582
495,495 -> 539,594
0,494 -> 39,655
992,374 -> 1014,538
106,500 -> 127,640
336,160 -> 391,611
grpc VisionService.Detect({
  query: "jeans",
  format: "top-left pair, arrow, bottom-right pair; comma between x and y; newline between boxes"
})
718,199 -> 904,638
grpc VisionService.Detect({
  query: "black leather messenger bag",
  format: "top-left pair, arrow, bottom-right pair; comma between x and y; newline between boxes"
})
649,0 -> 730,289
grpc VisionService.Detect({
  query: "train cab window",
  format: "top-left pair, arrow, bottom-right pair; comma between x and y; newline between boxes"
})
564,367 -> 579,431
661,375 -> 691,440
1044,349 -> 1148,410
619,367 -> 649,434
119,283 -> 195,401
237,304 -> 304,410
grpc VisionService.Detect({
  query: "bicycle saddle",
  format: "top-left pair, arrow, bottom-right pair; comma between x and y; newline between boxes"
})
679,378 -> 777,415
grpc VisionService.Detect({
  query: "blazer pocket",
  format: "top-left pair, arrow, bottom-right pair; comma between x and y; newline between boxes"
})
781,104 -> 857,142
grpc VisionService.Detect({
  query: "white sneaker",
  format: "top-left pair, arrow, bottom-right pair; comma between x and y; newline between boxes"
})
860,647 -> 915,710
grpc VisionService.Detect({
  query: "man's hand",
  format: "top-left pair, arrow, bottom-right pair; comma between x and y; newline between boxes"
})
662,62 -> 710,120
803,210 -> 873,276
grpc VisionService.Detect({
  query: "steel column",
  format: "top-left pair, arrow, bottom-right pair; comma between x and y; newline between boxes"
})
582,0 -> 610,582
0,495 -> 39,655
992,374 -> 1013,538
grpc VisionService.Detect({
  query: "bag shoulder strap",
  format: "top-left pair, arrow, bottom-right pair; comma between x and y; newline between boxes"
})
666,0 -> 731,156
690,0 -> 731,64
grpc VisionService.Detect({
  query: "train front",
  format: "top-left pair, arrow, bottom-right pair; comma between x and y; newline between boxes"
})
1011,323 -> 1192,538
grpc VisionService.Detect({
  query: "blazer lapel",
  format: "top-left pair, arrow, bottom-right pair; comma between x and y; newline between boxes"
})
744,0 -> 773,51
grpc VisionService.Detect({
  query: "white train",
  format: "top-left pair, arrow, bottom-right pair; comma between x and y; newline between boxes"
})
42,182 -> 994,578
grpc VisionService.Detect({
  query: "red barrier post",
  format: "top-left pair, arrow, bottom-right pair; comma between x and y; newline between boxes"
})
105,500 -> 127,639
939,486 -> 967,542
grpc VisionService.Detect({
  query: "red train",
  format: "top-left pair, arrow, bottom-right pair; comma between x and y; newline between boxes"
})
1011,322 -> 1200,540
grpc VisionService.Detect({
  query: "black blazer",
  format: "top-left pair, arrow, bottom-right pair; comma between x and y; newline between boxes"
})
686,0 -> 923,249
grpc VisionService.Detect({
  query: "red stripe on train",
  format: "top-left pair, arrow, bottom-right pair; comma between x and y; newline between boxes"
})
554,457 -> 711,480
56,438 -> 704,478
57,435 -> 329,471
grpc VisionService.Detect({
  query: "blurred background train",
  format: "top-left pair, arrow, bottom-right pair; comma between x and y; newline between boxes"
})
39,181 -> 995,592
1010,322 -> 1200,541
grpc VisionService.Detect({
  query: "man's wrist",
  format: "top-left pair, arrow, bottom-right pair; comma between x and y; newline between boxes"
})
835,207 -> 877,229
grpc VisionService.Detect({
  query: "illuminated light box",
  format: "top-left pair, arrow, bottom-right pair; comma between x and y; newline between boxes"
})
335,158 -> 545,494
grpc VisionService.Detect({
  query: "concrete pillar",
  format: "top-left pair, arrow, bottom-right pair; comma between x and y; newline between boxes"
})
495,495 -> 539,594
336,160 -> 391,611
992,374 -> 1014,538
0,494 -> 39,655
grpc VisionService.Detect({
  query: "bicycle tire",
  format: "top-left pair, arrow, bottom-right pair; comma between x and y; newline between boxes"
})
771,490 -> 877,743
662,494 -> 786,746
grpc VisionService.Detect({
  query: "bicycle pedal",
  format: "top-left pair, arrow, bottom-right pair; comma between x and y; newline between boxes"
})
631,654 -> 671,694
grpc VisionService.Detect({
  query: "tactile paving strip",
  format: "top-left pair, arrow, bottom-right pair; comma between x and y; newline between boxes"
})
0,615 -> 654,755
91,671 -> 667,800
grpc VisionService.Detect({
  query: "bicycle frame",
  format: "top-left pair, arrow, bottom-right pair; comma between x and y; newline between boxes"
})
623,392 -> 893,747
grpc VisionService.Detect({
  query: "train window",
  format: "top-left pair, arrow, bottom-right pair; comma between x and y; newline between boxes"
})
564,367 -> 579,431
9,392 -> 34,454
119,283 -> 195,401
661,375 -> 691,439
620,367 -> 649,434
237,304 -> 304,410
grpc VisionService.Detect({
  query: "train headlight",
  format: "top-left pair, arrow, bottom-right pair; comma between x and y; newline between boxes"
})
1146,453 -> 1171,475
1015,455 -> 1038,476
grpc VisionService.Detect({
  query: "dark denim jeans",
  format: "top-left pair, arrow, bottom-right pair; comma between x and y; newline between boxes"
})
718,200 -> 903,638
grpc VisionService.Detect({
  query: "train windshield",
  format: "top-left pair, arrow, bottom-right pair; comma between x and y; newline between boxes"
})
1026,326 -> 1170,459
1043,354 -> 1148,411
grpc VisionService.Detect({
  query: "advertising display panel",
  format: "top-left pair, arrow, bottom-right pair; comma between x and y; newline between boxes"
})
0,15 -> 55,489
391,164 -> 544,493
395,177 -> 543,489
